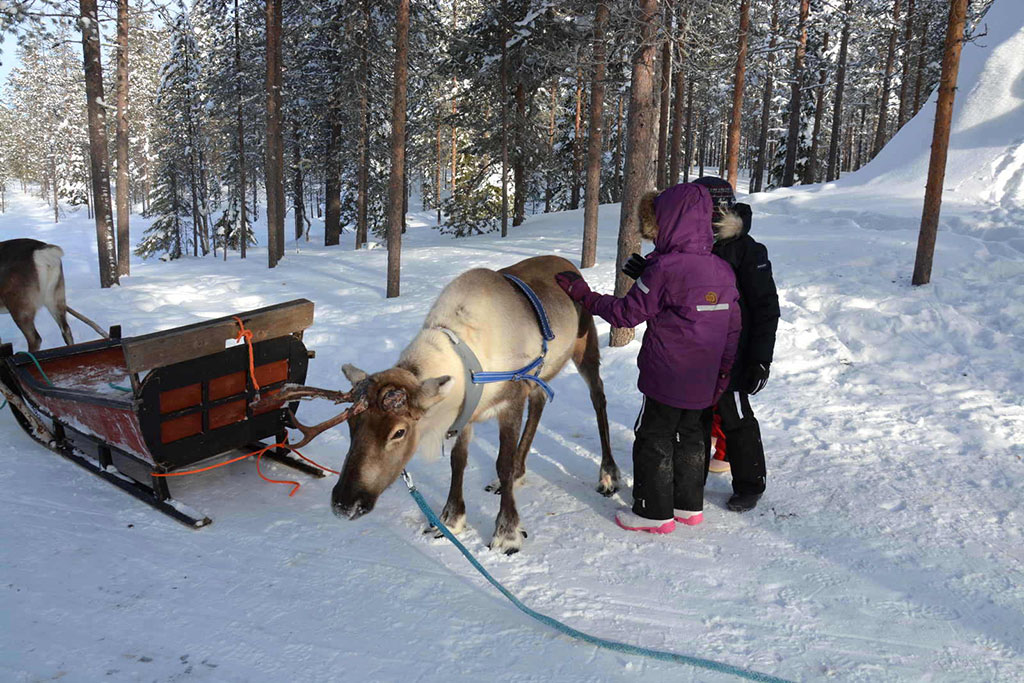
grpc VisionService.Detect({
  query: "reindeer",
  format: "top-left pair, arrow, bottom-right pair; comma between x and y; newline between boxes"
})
0,238 -> 107,351
270,255 -> 619,554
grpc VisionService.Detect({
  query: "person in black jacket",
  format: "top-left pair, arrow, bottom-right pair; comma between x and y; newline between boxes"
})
619,177 -> 781,512
694,176 -> 780,512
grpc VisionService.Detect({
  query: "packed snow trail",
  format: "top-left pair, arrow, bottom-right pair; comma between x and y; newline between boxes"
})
2,180 -> 1022,681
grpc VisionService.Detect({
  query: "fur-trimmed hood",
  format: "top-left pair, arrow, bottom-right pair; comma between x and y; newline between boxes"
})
713,207 -> 746,242
637,183 -> 714,256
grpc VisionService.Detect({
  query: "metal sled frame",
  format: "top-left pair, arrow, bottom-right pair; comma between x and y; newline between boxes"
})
0,299 -> 324,528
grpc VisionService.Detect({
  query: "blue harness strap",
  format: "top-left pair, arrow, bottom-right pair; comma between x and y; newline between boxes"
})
468,275 -> 555,401
442,273 -> 558,438
503,274 -> 555,343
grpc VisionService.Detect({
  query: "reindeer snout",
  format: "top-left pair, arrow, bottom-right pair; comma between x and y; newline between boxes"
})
331,484 -> 375,521
331,500 -> 373,520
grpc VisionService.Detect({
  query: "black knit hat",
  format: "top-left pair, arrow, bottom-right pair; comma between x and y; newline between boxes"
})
692,176 -> 736,210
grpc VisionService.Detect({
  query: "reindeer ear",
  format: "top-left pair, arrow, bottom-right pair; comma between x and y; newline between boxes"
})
417,375 -> 453,409
342,364 -> 368,385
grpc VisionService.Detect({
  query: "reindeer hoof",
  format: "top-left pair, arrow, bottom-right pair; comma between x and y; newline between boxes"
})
425,510 -> 466,538
596,471 -> 620,497
488,527 -> 527,555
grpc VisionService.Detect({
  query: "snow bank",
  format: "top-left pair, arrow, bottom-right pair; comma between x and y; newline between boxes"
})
844,0 -> 1024,210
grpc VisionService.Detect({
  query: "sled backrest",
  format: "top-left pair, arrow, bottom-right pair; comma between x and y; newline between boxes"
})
121,299 -> 314,375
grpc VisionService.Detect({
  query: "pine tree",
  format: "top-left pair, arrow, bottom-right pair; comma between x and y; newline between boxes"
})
137,11 -> 210,259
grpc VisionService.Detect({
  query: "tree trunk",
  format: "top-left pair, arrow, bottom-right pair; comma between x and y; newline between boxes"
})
293,126 -> 305,241
718,118 -> 726,177
898,0 -> 915,128
436,112 -> 442,224
913,10 -> 928,116
752,0 -> 779,193
581,1 -> 609,269
912,0 -> 968,286
726,0 -> 751,190
827,0 -> 852,182
235,0 -> 247,258
79,0 -> 118,288
387,0 -> 410,299
655,3 -> 672,189
872,0 -> 902,158
611,0 -> 660,348
265,0 -> 285,268
782,0 -> 810,187
855,104 -> 867,169
450,0 -> 458,196
545,79 -> 557,212
115,0 -> 130,277
803,31 -> 829,184
683,77 -> 694,182
668,1 -> 687,187
356,0 -> 370,249
698,111 -> 706,177
513,82 -> 527,227
51,155 -> 59,223
613,93 -> 624,201
571,65 -> 584,210
500,0 -> 509,238
324,116 -> 342,246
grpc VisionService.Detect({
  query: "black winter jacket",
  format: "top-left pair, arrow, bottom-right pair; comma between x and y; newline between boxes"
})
712,204 -> 780,393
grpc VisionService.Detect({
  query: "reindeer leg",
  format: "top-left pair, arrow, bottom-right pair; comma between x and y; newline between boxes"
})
46,304 -> 74,347
426,424 -> 473,537
48,267 -> 74,346
12,310 -> 42,353
485,391 -> 543,494
490,398 -> 527,555
574,313 -> 619,496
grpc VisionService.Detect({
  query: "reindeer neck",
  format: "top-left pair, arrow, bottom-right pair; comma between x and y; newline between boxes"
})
397,327 -> 469,445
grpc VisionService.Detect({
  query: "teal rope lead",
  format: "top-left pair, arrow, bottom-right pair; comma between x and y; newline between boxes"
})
18,351 -> 53,386
400,471 -> 792,683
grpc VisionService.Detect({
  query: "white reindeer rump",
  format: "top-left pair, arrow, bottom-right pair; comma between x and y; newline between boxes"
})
32,245 -> 67,317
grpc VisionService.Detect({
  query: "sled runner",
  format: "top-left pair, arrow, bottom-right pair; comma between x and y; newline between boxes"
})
0,299 -> 318,528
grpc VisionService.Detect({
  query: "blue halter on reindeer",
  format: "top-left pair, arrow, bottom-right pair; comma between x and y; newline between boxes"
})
441,274 -> 556,439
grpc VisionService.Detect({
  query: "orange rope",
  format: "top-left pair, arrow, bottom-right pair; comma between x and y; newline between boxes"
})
233,316 -> 260,392
152,442 -> 340,497
151,317 -> 344,496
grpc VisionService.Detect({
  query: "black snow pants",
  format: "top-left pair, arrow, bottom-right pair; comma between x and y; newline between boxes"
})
632,395 -> 712,520
716,391 -> 767,496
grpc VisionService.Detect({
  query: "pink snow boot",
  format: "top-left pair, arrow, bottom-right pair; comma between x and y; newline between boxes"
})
673,509 -> 704,526
615,508 -> 675,534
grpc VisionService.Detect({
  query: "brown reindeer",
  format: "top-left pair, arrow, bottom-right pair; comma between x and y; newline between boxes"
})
270,255 -> 619,554
0,239 -> 107,351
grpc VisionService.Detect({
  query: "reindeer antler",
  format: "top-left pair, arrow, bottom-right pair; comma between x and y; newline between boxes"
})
253,381 -> 370,449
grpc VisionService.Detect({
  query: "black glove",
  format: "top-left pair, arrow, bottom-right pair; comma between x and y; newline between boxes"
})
746,362 -> 770,395
621,253 -> 647,280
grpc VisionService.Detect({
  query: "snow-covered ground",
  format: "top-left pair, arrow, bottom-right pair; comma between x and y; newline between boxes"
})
3,5 -> 1024,680
2,176 -> 1022,681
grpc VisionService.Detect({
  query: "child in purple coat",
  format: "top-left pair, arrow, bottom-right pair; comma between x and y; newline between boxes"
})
555,182 -> 741,533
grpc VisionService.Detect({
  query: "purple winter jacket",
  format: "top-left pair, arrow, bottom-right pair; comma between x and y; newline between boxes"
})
581,184 -> 741,409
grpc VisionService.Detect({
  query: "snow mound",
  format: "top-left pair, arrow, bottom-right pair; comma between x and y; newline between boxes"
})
845,0 -> 1024,211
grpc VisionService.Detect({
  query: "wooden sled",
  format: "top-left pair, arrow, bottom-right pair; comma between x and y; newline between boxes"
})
0,299 -> 320,528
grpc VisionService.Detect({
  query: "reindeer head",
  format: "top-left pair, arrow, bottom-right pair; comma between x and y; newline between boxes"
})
256,364 -> 452,519
328,364 -> 451,520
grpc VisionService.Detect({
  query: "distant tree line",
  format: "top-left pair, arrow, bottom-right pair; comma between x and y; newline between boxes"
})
0,0 -> 995,295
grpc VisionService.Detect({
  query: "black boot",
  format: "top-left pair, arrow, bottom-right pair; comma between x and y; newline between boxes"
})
727,492 -> 761,512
